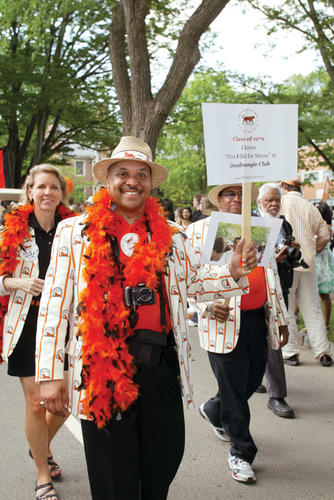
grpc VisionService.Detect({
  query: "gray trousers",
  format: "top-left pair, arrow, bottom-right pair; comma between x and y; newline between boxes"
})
265,288 -> 289,398
264,347 -> 287,398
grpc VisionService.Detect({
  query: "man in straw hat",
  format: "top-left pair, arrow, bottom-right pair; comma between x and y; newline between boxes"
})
187,182 -> 289,484
35,137 -> 257,500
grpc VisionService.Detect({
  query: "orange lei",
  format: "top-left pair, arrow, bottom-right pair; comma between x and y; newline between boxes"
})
0,203 -> 75,363
79,188 -> 178,428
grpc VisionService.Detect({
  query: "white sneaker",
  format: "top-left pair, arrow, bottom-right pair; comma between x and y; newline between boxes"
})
199,403 -> 230,442
228,453 -> 256,483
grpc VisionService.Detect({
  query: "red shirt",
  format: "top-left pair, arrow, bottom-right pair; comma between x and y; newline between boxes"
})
117,215 -> 172,332
240,266 -> 267,310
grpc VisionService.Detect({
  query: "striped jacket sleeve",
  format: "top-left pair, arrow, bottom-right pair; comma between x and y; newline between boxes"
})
268,257 -> 288,327
35,219 -> 75,382
175,231 -> 249,302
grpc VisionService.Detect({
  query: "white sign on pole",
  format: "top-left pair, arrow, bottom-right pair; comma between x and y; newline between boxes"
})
202,103 -> 298,185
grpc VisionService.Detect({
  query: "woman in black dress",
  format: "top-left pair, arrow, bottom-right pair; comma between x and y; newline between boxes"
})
0,165 -> 75,500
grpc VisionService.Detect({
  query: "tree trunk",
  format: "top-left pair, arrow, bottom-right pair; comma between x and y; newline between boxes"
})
110,0 -> 230,157
6,122 -> 21,187
30,109 -> 49,166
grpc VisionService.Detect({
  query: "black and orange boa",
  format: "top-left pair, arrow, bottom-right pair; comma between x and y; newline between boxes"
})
0,203 -> 75,364
79,188 -> 178,428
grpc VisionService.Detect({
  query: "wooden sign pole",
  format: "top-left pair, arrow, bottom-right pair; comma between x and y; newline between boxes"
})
242,182 -> 252,249
224,182 -> 252,309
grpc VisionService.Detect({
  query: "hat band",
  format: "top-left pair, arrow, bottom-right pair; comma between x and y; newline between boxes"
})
111,150 -> 152,162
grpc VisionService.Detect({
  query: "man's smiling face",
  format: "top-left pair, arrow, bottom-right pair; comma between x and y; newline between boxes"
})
106,160 -> 152,219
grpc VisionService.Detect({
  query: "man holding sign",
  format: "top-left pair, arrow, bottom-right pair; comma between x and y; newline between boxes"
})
187,182 -> 288,484
35,137 -> 258,500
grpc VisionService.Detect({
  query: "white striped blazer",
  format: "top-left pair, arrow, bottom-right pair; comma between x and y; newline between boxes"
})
0,227 -> 40,361
186,217 -> 288,354
35,215 -> 249,419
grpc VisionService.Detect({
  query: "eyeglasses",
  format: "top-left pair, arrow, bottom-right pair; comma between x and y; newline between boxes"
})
221,191 -> 243,199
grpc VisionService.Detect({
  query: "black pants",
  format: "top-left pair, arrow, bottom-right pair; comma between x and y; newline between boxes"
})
204,308 -> 267,464
81,345 -> 185,500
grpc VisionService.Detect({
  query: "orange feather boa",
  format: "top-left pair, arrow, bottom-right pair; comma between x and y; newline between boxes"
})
79,188 -> 178,428
0,203 -> 75,363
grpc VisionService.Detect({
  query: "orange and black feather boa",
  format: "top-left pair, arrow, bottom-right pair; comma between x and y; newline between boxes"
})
0,203 -> 75,363
79,188 -> 178,428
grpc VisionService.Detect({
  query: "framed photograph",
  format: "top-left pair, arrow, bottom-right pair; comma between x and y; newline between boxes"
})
201,212 -> 283,267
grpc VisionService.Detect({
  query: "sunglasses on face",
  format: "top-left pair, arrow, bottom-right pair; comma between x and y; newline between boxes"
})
222,191 -> 243,199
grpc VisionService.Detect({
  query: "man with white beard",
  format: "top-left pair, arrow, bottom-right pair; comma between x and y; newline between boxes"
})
256,183 -> 295,418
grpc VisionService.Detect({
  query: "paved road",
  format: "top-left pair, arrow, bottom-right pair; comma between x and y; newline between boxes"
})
1,330 -> 333,499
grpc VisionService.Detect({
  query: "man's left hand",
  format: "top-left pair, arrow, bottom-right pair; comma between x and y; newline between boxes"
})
278,325 -> 289,348
229,238 -> 257,282
275,246 -> 288,263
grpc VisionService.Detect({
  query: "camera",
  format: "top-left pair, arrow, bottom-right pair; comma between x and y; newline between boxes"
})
124,283 -> 155,309
275,235 -> 309,269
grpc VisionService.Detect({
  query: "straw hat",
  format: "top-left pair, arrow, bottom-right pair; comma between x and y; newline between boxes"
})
93,136 -> 168,188
280,178 -> 302,188
208,183 -> 259,207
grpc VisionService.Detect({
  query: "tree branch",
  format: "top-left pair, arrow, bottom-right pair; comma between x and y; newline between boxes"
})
121,0 -> 152,127
299,124 -> 334,170
149,0 -> 230,150
306,0 -> 334,85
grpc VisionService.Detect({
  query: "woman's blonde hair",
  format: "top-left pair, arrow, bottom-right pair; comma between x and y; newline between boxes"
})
201,195 -> 216,216
20,164 -> 69,207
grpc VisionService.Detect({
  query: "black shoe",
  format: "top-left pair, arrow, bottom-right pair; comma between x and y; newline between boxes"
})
255,384 -> 267,393
284,354 -> 300,366
267,398 -> 295,418
320,354 -> 333,367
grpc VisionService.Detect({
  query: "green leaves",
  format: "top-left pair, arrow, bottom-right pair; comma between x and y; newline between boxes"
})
0,0 -> 117,183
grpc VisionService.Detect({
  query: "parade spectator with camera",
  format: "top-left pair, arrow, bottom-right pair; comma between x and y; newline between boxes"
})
256,182 -> 296,418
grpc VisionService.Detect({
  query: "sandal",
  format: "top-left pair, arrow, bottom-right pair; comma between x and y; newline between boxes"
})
47,456 -> 62,480
29,449 -> 62,480
35,481 -> 58,500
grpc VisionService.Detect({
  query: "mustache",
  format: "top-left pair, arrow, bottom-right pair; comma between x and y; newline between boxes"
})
121,188 -> 142,193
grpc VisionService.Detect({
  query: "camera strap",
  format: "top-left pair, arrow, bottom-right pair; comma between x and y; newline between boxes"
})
110,235 -> 122,273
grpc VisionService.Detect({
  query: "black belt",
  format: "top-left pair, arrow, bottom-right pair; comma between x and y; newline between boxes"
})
241,306 -> 265,316
30,299 -> 40,307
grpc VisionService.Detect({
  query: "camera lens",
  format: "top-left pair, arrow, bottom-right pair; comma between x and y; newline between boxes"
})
138,287 -> 153,303
286,246 -> 299,258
